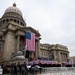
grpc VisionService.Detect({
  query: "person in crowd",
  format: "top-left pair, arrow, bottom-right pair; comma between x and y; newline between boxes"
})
7,64 -> 11,74
10,63 -> 13,75
11,63 -> 17,75
38,62 -> 43,73
16,62 -> 21,75
1,64 -> 4,74
30,64 -> 36,74
21,62 -> 27,75
14,63 -> 17,75
2,64 -> 7,74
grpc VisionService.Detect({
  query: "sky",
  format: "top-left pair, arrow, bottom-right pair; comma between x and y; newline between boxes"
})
0,0 -> 75,56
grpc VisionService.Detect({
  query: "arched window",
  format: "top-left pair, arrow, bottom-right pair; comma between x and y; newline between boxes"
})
10,19 -> 13,21
3,19 -> 5,24
6,19 -> 9,23
14,19 -> 16,22
17,20 -> 19,24
21,22 -> 22,25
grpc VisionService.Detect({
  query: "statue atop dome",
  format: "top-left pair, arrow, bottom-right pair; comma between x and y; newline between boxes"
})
13,3 -> 16,7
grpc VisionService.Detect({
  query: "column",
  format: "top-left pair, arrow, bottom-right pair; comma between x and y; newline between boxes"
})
58,51 -> 61,63
61,53 -> 63,62
35,40 -> 40,59
38,40 -> 40,57
63,53 -> 65,62
67,53 -> 69,58
54,50 -> 56,60
3,31 -> 16,61
35,40 -> 38,59
64,54 -> 66,61
17,35 -> 20,52
62,53 -> 64,62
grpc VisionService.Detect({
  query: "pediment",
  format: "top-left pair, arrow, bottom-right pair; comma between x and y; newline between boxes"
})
26,26 -> 41,37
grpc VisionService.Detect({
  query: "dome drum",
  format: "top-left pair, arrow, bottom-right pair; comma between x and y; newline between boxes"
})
0,17 -> 26,27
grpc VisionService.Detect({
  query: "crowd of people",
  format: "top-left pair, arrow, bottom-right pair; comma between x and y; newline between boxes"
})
1,62 -> 42,75
1,60 -> 75,75
1,62 -> 27,75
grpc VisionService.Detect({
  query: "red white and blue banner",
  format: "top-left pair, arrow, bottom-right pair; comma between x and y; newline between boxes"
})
26,32 -> 35,51
27,60 -> 58,65
27,60 -> 75,65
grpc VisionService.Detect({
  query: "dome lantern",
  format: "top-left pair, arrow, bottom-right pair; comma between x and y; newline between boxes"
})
13,3 -> 16,7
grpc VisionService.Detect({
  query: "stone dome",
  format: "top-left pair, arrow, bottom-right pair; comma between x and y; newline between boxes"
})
13,51 -> 25,60
4,3 -> 22,16
14,56 -> 25,60
17,51 -> 23,56
0,3 -> 26,28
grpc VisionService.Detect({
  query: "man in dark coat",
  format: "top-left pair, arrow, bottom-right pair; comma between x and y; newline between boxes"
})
21,62 -> 27,75
11,63 -> 17,75
16,62 -> 21,75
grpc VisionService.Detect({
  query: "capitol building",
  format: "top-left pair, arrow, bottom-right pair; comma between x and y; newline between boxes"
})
40,44 -> 69,63
0,3 -> 69,64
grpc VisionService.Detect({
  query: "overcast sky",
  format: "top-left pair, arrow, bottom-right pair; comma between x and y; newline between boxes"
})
0,0 -> 75,56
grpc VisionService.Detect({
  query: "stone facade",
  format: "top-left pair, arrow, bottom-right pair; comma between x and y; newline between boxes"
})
0,3 -> 41,63
69,56 -> 75,64
40,44 -> 69,63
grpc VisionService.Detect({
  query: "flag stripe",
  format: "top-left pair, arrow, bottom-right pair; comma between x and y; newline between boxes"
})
26,32 -> 35,51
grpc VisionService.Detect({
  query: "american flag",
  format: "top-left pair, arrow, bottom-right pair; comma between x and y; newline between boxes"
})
26,32 -> 35,51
